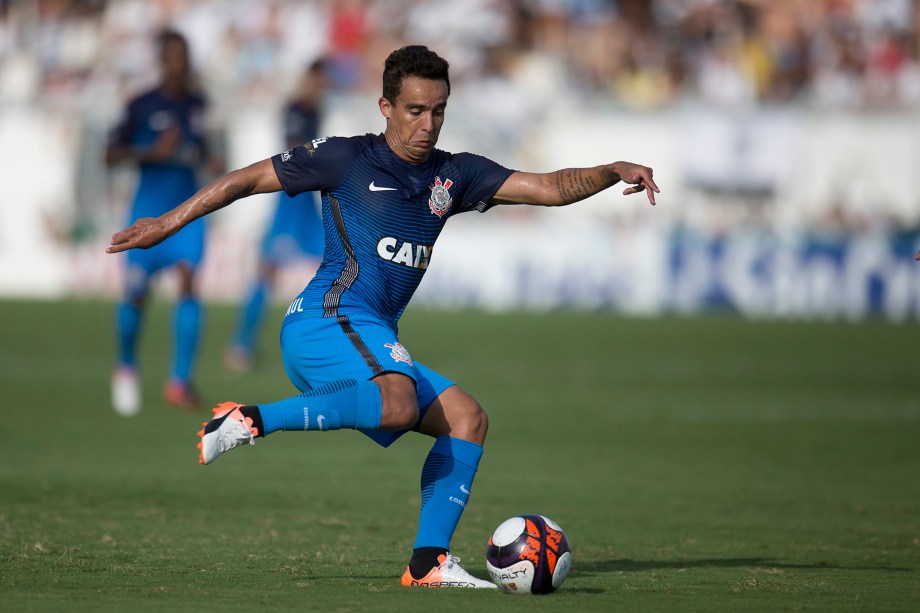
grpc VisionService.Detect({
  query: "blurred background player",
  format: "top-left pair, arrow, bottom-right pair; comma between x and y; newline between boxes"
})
223,60 -> 327,373
106,30 -> 217,415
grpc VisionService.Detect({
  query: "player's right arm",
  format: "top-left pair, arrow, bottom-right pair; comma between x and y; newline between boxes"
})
106,159 -> 281,253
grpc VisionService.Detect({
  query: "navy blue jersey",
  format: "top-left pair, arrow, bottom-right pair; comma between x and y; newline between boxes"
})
283,102 -> 321,148
272,133 -> 514,331
109,87 -> 207,218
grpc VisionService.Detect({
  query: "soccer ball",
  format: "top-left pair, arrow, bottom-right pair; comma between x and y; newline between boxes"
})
485,514 -> 571,594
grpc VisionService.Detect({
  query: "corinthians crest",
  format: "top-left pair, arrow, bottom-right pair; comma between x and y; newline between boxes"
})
428,176 -> 453,218
384,342 -> 413,366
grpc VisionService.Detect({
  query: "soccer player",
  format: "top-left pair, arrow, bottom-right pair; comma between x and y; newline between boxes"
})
224,60 -> 327,373
107,30 -> 215,415
107,46 -> 659,588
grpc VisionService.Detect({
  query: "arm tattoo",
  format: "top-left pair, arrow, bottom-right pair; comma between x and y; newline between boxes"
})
190,180 -> 252,217
555,168 -> 599,204
220,181 -> 253,204
600,165 -> 620,186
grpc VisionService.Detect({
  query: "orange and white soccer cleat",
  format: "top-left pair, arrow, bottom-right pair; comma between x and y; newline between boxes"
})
163,379 -> 201,411
197,402 -> 258,465
400,554 -> 497,589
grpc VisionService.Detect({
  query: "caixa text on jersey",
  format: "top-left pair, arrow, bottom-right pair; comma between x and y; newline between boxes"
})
376,237 -> 433,270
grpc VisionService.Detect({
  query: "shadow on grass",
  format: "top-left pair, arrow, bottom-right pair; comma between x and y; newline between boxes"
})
574,558 -> 914,576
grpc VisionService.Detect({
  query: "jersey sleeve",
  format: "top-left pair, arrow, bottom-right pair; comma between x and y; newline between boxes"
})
451,152 -> 516,215
271,136 -> 360,197
108,99 -> 141,148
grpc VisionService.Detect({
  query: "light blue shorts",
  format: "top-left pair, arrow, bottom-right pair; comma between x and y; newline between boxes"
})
125,217 -> 205,272
279,311 -> 454,447
261,191 -> 323,265
125,177 -> 205,279
123,218 -> 204,301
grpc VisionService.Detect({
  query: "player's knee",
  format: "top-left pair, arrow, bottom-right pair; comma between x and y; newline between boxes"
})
175,262 -> 197,298
445,397 -> 488,445
123,266 -> 150,306
461,402 -> 489,446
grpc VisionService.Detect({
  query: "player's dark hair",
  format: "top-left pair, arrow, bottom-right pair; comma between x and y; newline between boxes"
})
157,29 -> 188,58
308,58 -> 326,75
382,45 -> 450,103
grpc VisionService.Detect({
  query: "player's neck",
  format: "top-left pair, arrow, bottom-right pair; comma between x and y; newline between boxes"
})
161,79 -> 188,99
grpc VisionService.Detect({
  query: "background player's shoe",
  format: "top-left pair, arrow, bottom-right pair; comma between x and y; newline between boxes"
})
400,554 -> 497,589
164,378 -> 201,410
111,366 -> 141,416
222,345 -> 254,373
198,402 -> 257,465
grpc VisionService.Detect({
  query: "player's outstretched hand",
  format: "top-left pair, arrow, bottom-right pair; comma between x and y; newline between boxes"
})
106,217 -> 170,253
612,161 -> 660,206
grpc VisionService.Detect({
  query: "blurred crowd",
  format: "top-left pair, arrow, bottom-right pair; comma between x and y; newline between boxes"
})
1,0 -> 919,117
0,0 -> 916,306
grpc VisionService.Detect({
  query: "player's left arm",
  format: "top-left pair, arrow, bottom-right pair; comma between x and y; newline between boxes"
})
491,161 -> 659,207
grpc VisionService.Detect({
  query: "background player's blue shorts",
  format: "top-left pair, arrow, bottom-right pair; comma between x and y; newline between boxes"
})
261,191 -> 323,265
123,172 -> 205,293
125,217 -> 205,274
279,310 -> 454,448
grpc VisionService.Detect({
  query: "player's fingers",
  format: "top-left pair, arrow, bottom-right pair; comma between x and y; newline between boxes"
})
106,234 -> 136,253
623,181 -> 656,205
622,184 -> 645,195
642,173 -> 661,194
106,226 -> 139,252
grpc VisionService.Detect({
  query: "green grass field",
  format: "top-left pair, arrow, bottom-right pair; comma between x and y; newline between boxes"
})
1,299 -> 918,611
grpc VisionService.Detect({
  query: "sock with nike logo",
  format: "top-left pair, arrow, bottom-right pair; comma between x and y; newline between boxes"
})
413,436 -> 483,550
256,379 -> 382,434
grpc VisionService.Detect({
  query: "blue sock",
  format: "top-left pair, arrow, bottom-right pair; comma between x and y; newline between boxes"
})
172,296 -> 202,382
116,301 -> 142,367
257,379 -> 382,434
234,279 -> 268,352
413,437 -> 483,550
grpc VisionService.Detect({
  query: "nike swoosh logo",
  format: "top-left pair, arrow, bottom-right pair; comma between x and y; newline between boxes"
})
460,484 -> 470,495
317,415 -> 325,431
369,182 -> 397,191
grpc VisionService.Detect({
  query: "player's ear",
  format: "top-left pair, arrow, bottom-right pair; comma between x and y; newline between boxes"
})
378,96 -> 392,119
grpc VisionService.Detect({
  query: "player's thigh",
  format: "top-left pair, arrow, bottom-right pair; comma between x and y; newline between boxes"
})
355,360 -> 455,448
372,371 -> 419,430
123,252 -> 157,304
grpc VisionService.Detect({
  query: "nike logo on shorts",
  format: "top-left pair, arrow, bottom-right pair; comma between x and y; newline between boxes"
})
369,181 -> 397,191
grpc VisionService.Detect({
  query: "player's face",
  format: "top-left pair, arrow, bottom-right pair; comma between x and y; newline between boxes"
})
380,76 -> 448,164
161,39 -> 190,83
